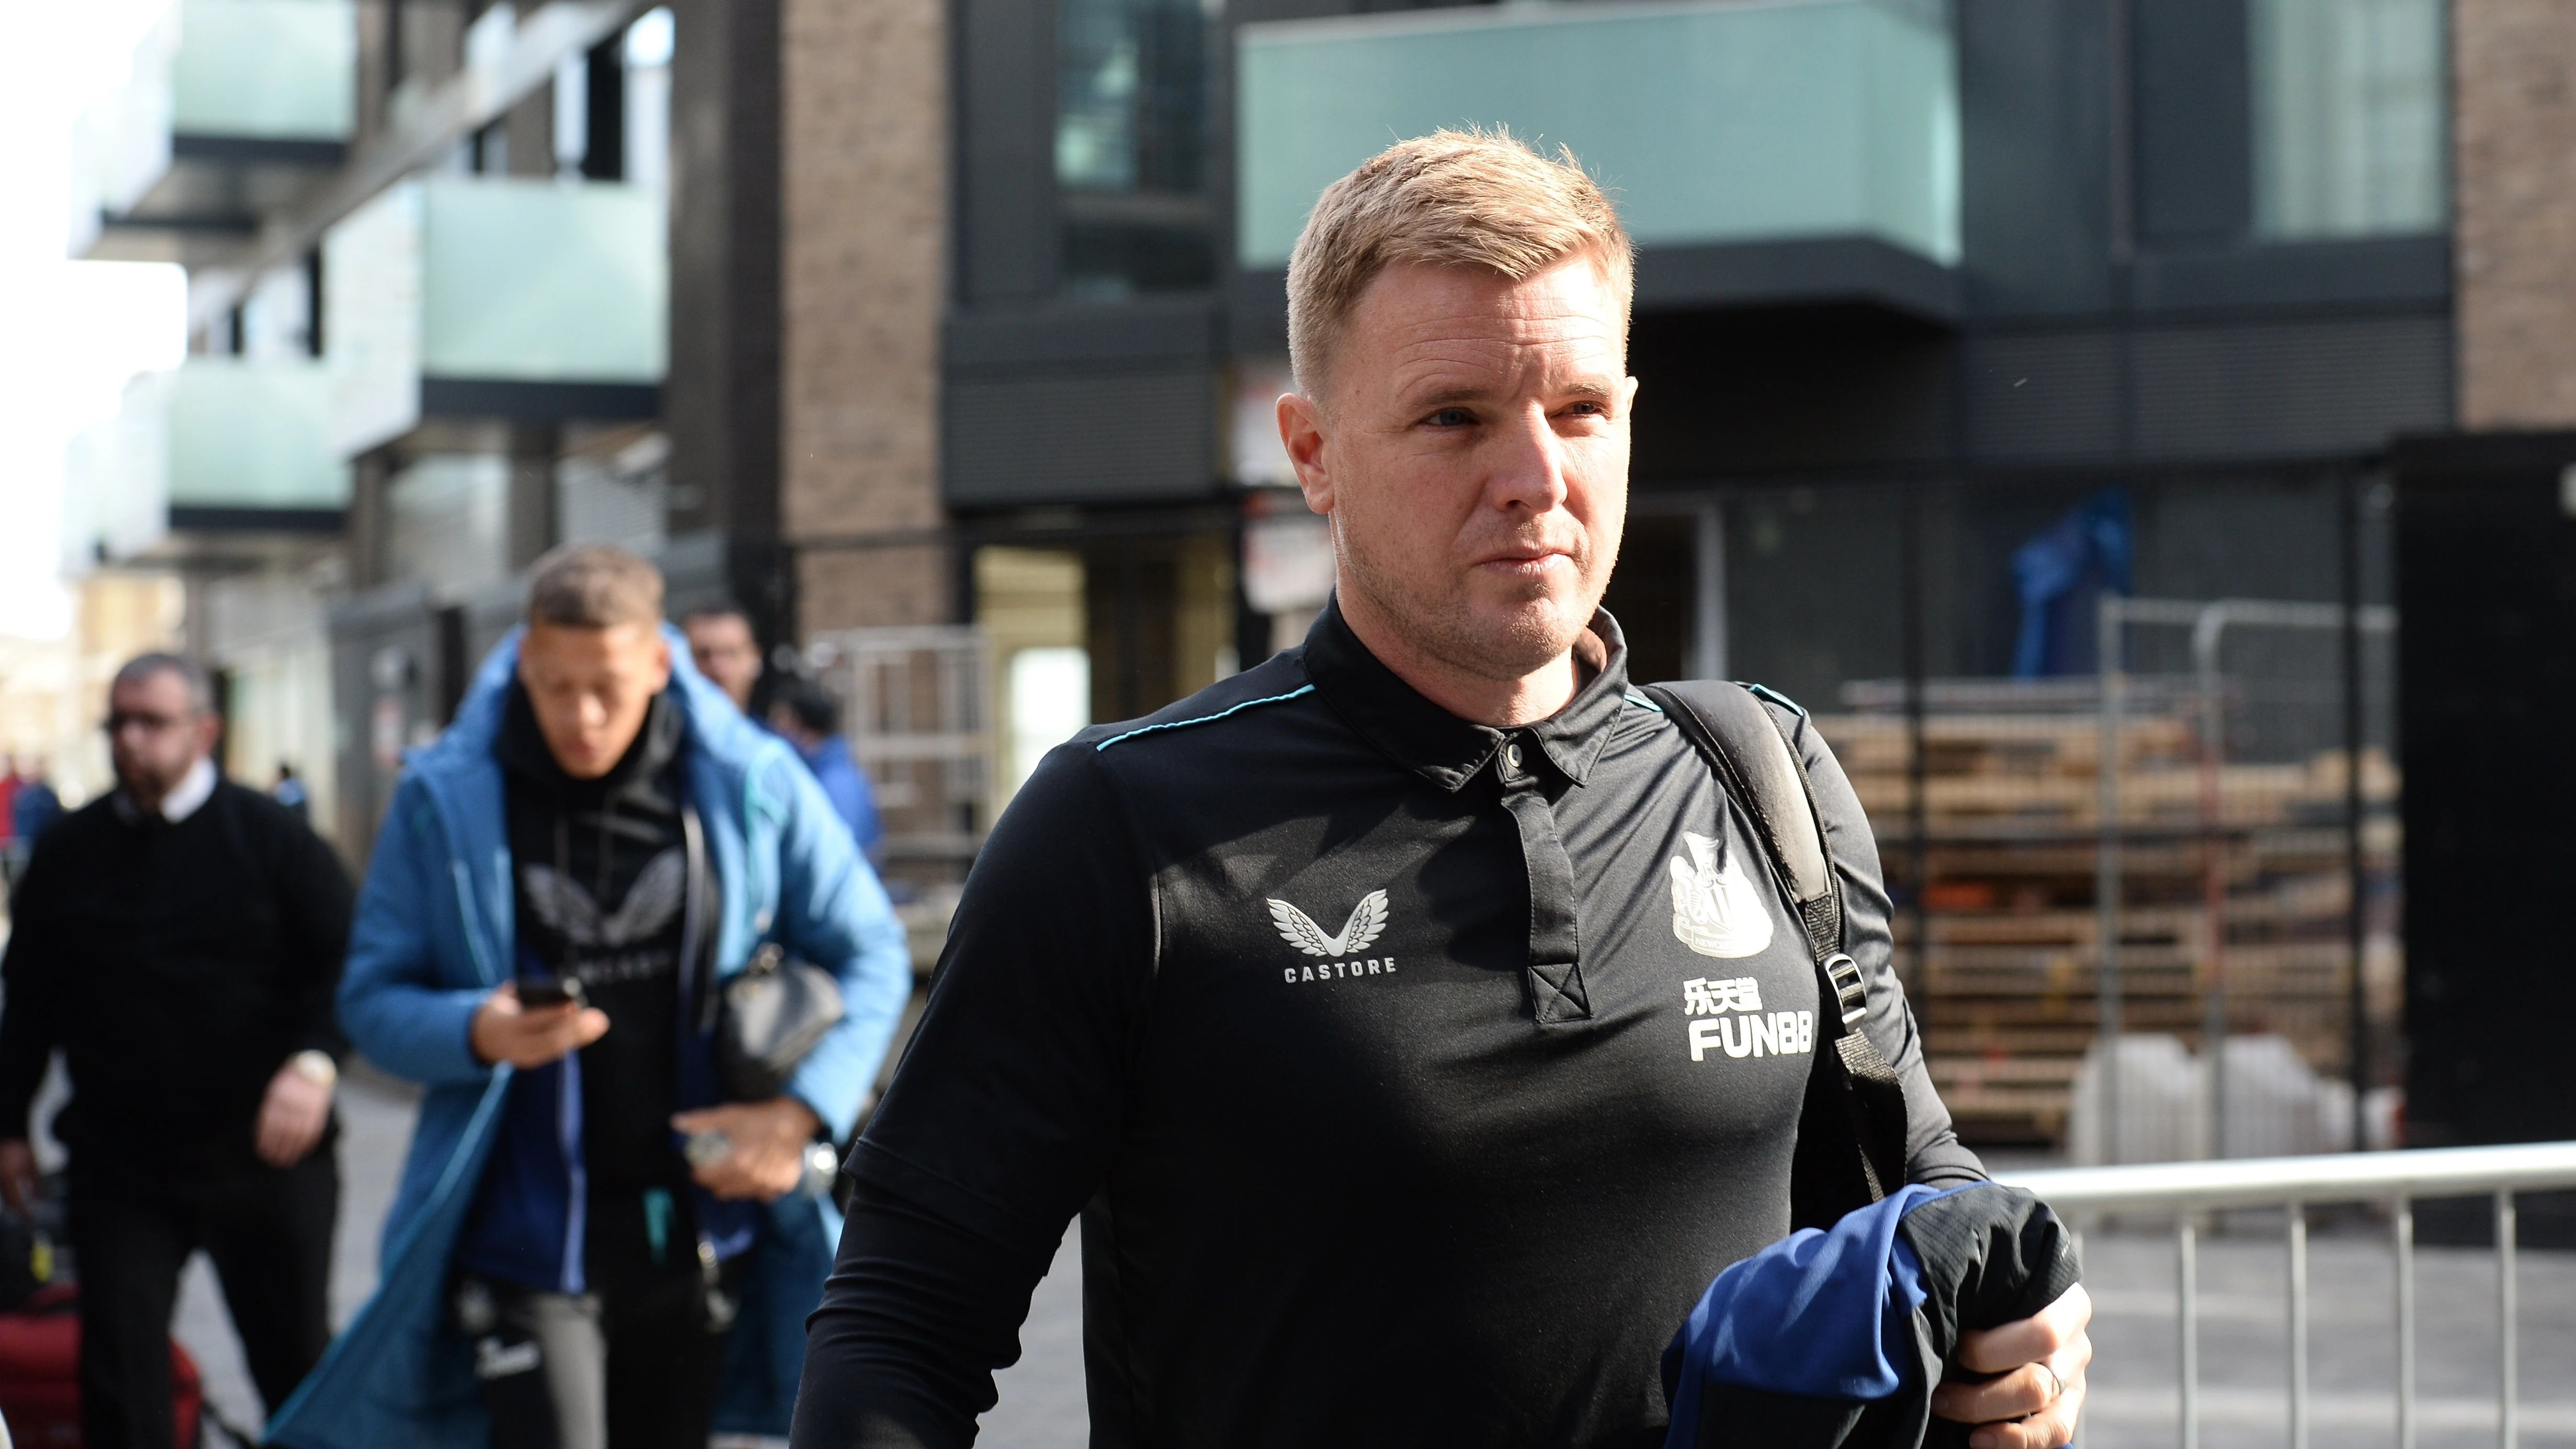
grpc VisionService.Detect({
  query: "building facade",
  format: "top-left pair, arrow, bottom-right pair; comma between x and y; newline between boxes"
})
66,0 -> 2576,1158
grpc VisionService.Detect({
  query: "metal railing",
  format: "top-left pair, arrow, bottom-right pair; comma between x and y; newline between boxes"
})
2002,1141 -> 2576,1449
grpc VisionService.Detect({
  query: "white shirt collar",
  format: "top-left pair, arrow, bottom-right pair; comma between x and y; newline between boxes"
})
160,756 -> 218,823
119,756 -> 217,825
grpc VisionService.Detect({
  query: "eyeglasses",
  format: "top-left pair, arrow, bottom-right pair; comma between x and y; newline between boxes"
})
103,711 -> 188,737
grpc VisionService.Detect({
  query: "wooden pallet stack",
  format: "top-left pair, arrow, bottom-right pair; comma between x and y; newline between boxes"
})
1810,695 -> 2401,1145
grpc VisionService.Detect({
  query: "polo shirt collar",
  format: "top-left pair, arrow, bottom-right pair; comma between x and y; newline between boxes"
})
1300,596 -> 1632,794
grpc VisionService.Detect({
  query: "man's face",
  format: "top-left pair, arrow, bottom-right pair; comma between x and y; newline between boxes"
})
518,623 -> 674,780
684,613 -> 762,710
1281,257 -> 1636,685
107,669 -> 218,803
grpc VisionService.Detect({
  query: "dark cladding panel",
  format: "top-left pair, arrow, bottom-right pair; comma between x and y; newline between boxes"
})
1632,238 -> 1962,323
2394,435 -> 2576,1186
2132,0 -> 2251,245
945,298 -> 1219,370
960,0 -> 1055,304
1962,331 -> 2122,459
2133,313 -> 2449,457
945,368 -> 1217,505
2133,235 -> 2451,313
1627,308 -> 1953,478
1956,0 -> 2117,317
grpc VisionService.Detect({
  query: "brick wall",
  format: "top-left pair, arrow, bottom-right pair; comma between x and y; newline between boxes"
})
779,0 -> 950,632
2454,0 -> 2576,428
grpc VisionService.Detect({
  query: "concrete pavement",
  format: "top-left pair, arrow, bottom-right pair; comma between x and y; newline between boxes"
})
159,1077 -> 2574,1449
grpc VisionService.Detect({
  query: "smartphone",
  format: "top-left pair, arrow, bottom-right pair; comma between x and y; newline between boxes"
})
515,974 -> 586,1010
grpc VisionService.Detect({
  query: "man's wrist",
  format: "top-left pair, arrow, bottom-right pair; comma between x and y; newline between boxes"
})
779,1095 -> 825,1138
289,1049 -> 338,1087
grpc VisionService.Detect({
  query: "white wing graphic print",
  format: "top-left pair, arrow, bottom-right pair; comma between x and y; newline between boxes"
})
1669,832 -> 1774,959
600,849 -> 687,946
521,865 -> 604,946
1267,889 -> 1391,957
1268,898 -> 1337,956
1336,890 -> 1389,954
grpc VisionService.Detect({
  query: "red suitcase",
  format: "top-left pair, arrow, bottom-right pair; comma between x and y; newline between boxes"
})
0,1285 -> 203,1448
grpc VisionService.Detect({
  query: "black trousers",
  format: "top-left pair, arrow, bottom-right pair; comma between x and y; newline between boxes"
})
456,1192 -> 742,1449
67,1144 -> 339,1449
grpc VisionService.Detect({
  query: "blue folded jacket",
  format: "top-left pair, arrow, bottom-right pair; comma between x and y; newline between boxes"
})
1662,1183 -> 2079,1449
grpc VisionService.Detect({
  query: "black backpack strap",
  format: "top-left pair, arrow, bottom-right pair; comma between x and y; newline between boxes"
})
1640,680 -> 1910,1223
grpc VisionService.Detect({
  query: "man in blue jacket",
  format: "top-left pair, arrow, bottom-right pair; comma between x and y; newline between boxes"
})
270,545 -> 912,1449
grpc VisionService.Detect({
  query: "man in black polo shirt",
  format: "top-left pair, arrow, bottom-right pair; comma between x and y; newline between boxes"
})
791,131 -> 2091,1448
0,652 -> 353,1449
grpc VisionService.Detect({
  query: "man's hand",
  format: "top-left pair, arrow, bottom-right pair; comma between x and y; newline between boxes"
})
469,983 -> 610,1069
255,1061 -> 334,1167
1930,1282 -> 2092,1449
672,1098 -> 823,1202
0,1140 -> 34,1214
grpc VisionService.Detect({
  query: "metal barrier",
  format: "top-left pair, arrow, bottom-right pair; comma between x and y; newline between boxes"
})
2002,1142 -> 2576,1449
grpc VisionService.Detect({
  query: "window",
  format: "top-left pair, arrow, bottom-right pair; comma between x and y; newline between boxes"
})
1056,0 -> 1213,297
2251,0 -> 2446,239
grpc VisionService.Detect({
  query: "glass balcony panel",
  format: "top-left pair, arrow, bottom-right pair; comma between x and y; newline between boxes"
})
419,177 -> 668,383
1236,0 -> 1958,270
171,0 -> 357,142
1059,0 -> 1208,193
2251,0 -> 2446,239
168,359 -> 352,511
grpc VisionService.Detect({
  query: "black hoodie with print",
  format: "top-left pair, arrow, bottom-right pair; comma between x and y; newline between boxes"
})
493,682 -> 706,1198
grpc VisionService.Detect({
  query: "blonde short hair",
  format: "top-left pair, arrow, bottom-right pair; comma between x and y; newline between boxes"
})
524,543 -> 665,629
1285,127 -> 1634,398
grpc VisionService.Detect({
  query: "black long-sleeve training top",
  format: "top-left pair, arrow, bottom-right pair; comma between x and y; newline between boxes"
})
0,775 -> 353,1179
793,602 -> 1982,1449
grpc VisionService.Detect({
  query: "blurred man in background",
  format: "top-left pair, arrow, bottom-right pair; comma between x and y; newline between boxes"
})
767,679 -> 882,866
680,603 -> 764,715
273,547 -> 912,1449
0,652 -> 353,1449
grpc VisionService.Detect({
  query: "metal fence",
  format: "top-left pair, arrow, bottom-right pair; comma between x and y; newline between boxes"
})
2091,598 -> 2400,1168
1818,593 -> 2401,1156
802,624 -> 991,862
800,625 -> 994,972
2003,1141 -> 2576,1449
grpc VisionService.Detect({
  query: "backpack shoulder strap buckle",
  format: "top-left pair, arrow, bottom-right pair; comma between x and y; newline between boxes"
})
1823,952 -> 1868,1028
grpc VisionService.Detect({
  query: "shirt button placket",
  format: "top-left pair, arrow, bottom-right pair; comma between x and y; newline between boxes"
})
1497,733 -> 1588,1024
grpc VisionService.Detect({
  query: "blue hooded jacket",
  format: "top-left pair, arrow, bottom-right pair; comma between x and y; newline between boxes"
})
267,628 -> 914,1449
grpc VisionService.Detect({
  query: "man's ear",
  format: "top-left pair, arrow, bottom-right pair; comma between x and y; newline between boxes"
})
647,634 -> 674,691
1279,392 -> 1333,515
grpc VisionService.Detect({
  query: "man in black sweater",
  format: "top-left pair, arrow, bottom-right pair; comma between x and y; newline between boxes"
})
0,652 -> 354,1449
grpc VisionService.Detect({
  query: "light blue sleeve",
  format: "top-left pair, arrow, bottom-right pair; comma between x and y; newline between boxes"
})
338,777 -> 499,1088
766,755 -> 912,1142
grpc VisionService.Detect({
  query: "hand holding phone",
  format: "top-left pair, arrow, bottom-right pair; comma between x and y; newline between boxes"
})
514,974 -> 587,1010
469,980 -> 607,1068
